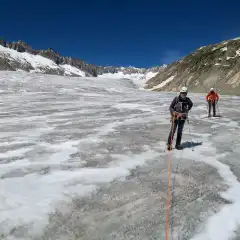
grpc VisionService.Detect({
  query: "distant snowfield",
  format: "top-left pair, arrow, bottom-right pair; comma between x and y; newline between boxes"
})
98,70 -> 158,88
0,71 -> 240,240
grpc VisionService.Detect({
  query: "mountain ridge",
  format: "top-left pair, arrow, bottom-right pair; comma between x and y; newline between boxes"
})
2,37 -> 240,95
0,38 -> 164,81
145,38 -> 240,95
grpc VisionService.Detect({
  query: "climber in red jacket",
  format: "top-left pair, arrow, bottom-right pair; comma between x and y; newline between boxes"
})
206,88 -> 219,117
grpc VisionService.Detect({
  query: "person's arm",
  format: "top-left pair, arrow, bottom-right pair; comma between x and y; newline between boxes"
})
206,93 -> 210,101
188,98 -> 193,111
169,97 -> 177,116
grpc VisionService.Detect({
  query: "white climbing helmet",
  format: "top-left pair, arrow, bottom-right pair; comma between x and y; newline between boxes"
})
180,86 -> 188,93
210,87 -> 215,92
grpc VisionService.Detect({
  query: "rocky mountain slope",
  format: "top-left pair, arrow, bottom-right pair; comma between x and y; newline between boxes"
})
145,38 -> 240,95
0,39 -> 164,82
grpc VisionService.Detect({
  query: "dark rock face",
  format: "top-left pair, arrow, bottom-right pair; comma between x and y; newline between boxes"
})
0,58 -> 15,71
0,39 -> 6,47
38,49 -> 62,64
145,38 -> 240,95
6,40 -> 35,53
9,60 -> 34,72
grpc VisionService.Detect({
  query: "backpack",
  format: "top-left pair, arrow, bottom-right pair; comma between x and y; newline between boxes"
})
173,96 -> 190,113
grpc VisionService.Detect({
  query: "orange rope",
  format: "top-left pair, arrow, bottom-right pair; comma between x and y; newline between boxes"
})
165,116 -> 175,240
165,152 -> 171,240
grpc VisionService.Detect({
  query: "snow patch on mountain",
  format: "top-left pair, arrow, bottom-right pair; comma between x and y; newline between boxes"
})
59,64 -> 86,77
0,45 -> 58,69
221,47 -> 227,52
150,75 -> 175,90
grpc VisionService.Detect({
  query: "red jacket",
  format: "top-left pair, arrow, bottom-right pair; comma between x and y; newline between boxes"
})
206,92 -> 219,102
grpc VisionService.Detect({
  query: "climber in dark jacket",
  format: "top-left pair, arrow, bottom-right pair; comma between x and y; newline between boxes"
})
167,86 -> 193,150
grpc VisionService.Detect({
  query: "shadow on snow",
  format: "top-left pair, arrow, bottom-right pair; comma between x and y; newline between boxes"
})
181,141 -> 203,149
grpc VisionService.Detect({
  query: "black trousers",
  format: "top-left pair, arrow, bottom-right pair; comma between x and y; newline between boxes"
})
168,119 -> 185,146
208,100 -> 216,116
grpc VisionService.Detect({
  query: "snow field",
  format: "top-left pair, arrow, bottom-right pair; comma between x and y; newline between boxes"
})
0,71 -> 239,239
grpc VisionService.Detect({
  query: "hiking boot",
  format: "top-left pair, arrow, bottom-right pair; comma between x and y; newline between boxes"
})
175,145 -> 183,150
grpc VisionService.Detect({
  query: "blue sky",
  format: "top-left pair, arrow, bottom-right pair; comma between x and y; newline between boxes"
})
1,0 -> 240,67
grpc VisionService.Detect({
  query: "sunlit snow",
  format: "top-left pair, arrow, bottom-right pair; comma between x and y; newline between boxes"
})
98,70 -> 158,88
0,71 -> 240,240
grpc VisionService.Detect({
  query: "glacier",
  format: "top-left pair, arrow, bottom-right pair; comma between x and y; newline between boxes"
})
0,71 -> 240,240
